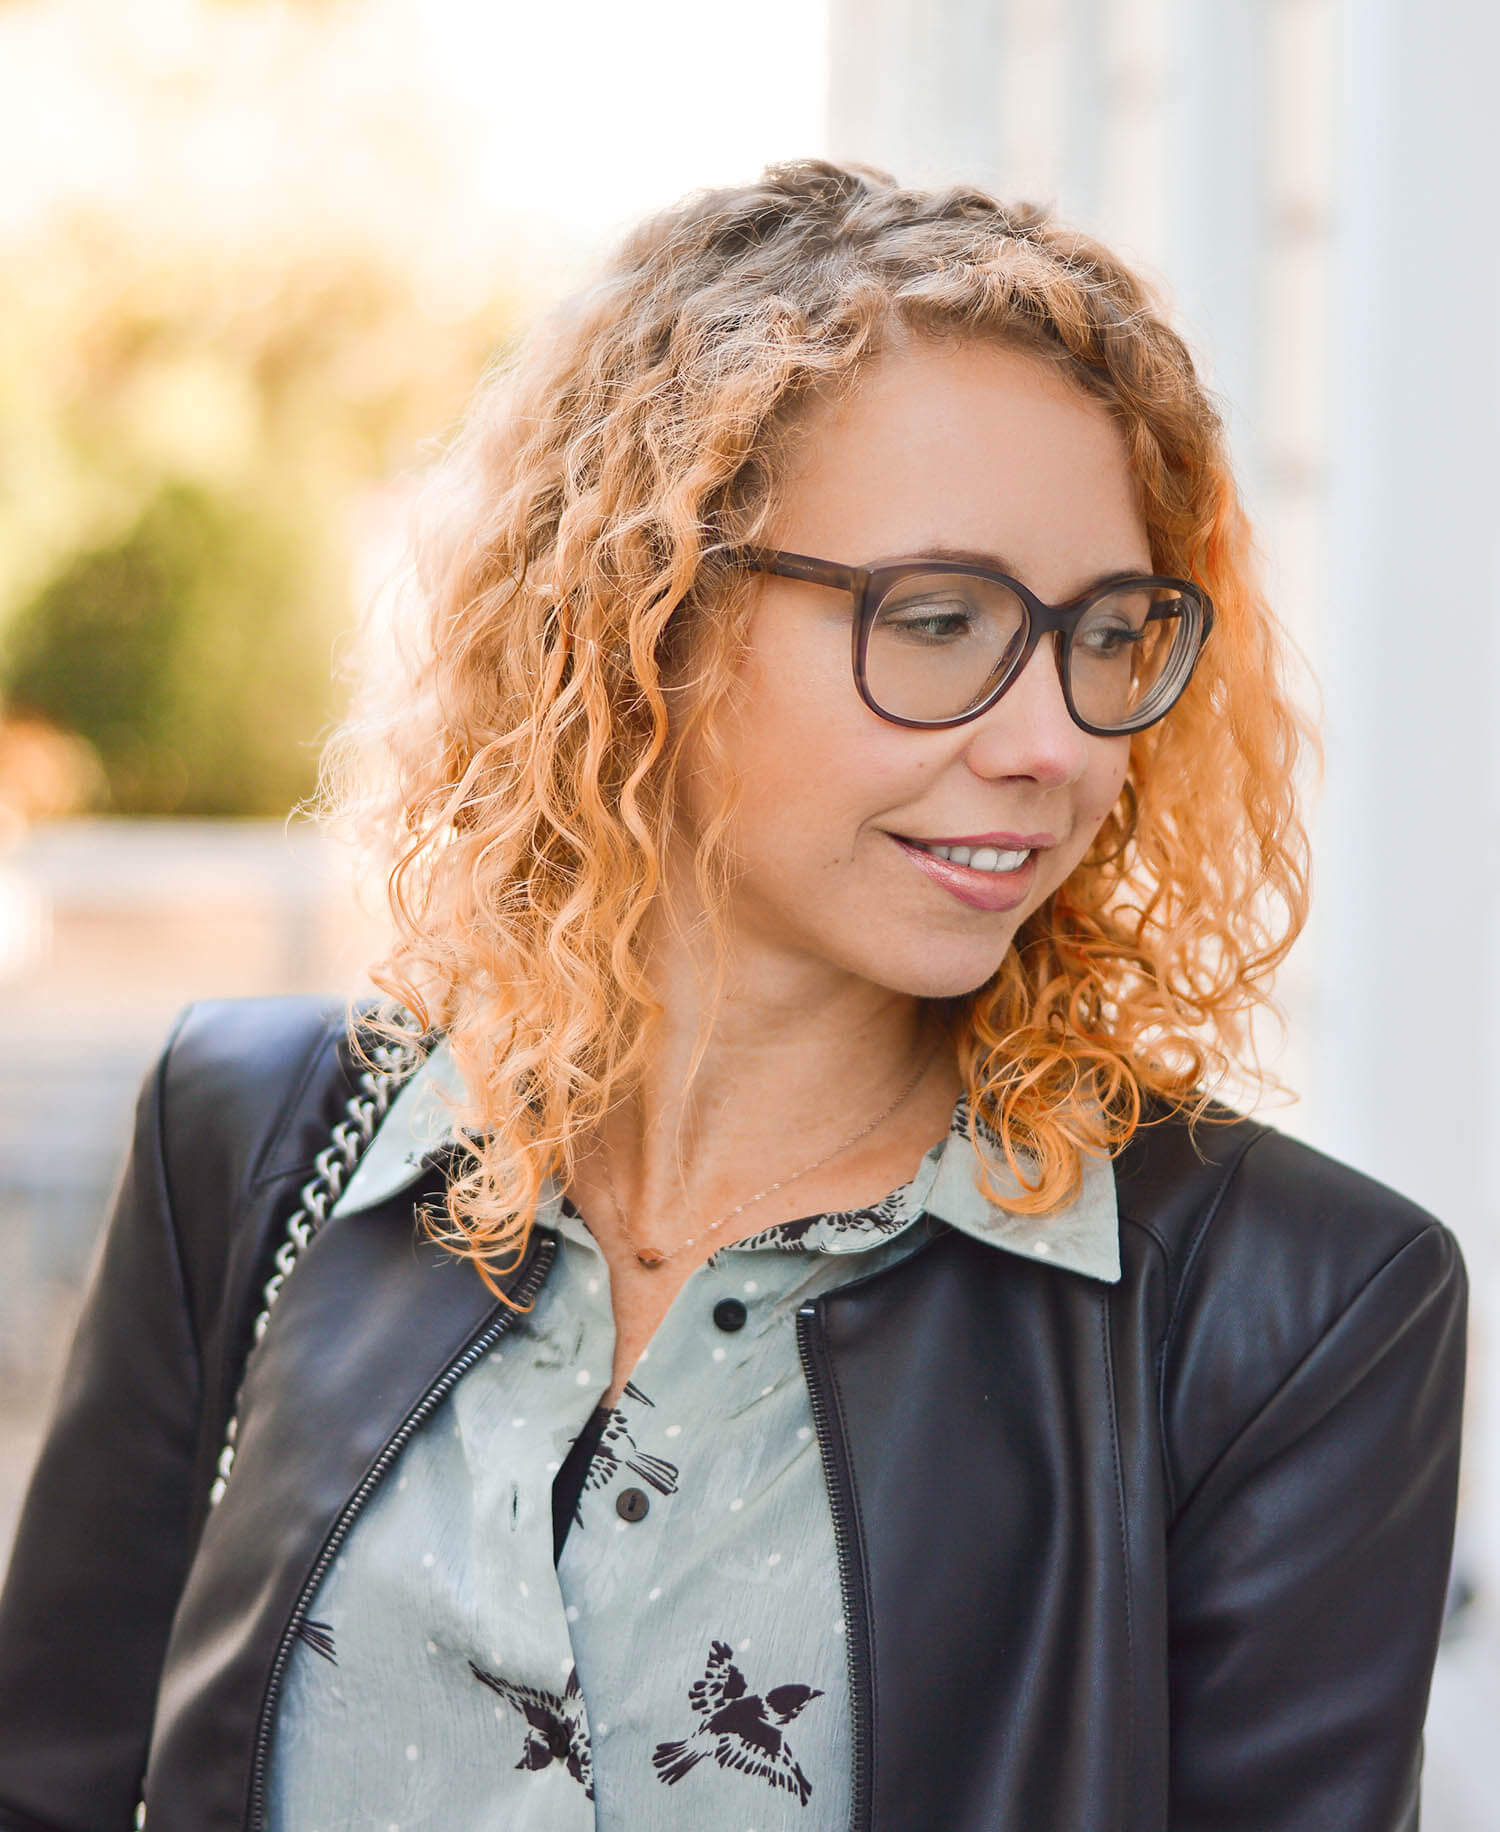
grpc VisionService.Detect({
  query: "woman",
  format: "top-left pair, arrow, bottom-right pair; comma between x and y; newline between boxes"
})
0,161 -> 1466,1832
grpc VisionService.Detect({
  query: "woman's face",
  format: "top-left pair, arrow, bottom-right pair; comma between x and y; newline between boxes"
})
682,337 -> 1150,1002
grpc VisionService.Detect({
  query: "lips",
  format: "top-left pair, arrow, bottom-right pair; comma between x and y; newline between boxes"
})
890,833 -> 1042,912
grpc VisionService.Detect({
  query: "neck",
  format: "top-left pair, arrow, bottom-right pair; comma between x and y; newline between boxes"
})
574,893 -> 961,1263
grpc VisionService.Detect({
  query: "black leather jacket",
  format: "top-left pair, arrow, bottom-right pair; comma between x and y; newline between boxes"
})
0,998 -> 1468,1832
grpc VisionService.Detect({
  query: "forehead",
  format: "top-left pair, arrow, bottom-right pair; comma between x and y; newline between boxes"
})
771,339 -> 1152,599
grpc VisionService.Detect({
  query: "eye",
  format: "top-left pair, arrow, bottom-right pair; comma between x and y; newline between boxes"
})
872,573 -> 1025,646
1075,620 -> 1144,660
879,596 -> 978,643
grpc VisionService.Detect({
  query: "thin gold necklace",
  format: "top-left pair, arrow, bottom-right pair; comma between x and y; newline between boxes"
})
598,1035 -> 944,1269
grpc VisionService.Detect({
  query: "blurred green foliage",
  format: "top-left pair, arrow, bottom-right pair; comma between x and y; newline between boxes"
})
0,217 -> 519,816
5,482 -> 318,814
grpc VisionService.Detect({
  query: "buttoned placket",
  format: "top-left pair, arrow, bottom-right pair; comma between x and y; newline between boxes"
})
550,1208 -> 870,1829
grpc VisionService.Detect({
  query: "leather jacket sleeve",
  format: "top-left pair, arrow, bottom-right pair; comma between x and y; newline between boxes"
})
1160,1141 -> 1467,1831
0,1000 -> 344,1832
0,1023 -> 202,1832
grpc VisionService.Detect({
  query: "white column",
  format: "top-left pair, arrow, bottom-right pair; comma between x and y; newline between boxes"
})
1319,1 -> 1500,1231
1321,19 -> 1500,1771
1163,0 -> 1269,496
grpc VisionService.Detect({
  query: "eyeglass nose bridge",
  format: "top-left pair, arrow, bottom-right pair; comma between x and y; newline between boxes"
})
1006,595 -> 1106,734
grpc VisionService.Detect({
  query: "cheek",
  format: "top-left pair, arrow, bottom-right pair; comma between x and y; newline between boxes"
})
723,642 -> 903,845
1081,741 -> 1132,824
1049,742 -> 1132,883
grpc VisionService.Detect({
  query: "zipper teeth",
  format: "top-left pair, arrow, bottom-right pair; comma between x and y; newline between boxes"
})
244,1236 -> 557,1830
796,1301 -> 873,1832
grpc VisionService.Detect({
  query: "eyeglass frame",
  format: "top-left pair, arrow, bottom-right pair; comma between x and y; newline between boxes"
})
742,547 -> 1215,736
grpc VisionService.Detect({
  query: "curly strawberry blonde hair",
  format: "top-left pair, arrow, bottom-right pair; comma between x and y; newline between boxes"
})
328,159 -> 1310,1286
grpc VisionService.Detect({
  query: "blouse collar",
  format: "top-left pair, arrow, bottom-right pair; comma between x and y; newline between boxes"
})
330,1040 -> 1121,1285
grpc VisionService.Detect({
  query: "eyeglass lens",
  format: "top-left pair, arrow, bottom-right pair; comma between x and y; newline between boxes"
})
864,571 -> 1203,731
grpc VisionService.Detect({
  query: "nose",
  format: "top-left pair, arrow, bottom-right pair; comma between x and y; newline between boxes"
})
959,635 -> 1092,789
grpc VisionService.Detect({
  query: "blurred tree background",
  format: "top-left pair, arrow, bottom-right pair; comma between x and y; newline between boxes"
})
0,0 -> 806,825
0,219 -> 520,816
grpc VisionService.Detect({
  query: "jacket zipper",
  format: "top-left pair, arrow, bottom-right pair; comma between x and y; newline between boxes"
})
796,1299 -> 874,1832
242,1233 -> 558,1831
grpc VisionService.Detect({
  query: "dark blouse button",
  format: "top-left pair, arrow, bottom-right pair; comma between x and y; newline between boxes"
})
616,1486 -> 650,1522
713,1297 -> 748,1332
546,1721 -> 572,1758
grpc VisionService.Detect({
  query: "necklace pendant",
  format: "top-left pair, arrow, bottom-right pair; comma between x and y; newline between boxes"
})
635,1248 -> 667,1269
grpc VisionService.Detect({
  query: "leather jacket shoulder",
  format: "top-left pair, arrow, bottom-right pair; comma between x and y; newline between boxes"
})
0,1000 -> 1467,1832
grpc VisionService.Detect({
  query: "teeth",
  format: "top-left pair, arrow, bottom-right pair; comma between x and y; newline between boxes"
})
923,843 -> 1031,873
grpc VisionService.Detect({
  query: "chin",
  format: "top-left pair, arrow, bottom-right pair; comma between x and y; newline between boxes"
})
858,939 -> 1017,1003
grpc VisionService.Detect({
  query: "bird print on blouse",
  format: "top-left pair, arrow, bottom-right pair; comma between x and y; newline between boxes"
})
735,1188 -> 914,1252
470,1659 -> 595,1799
575,1378 -> 679,1523
295,1619 -> 337,1665
652,1640 -> 823,1805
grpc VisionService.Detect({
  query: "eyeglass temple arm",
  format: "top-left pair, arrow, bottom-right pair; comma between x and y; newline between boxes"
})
742,548 -> 859,593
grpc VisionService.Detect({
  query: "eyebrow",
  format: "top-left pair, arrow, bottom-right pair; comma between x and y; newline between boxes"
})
893,544 -> 1154,593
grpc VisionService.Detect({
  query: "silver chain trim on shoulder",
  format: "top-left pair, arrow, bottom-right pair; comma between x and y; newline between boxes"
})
206,1032 -> 424,1510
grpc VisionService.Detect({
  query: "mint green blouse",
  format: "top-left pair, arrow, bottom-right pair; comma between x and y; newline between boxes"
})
266,1045 -> 1119,1831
